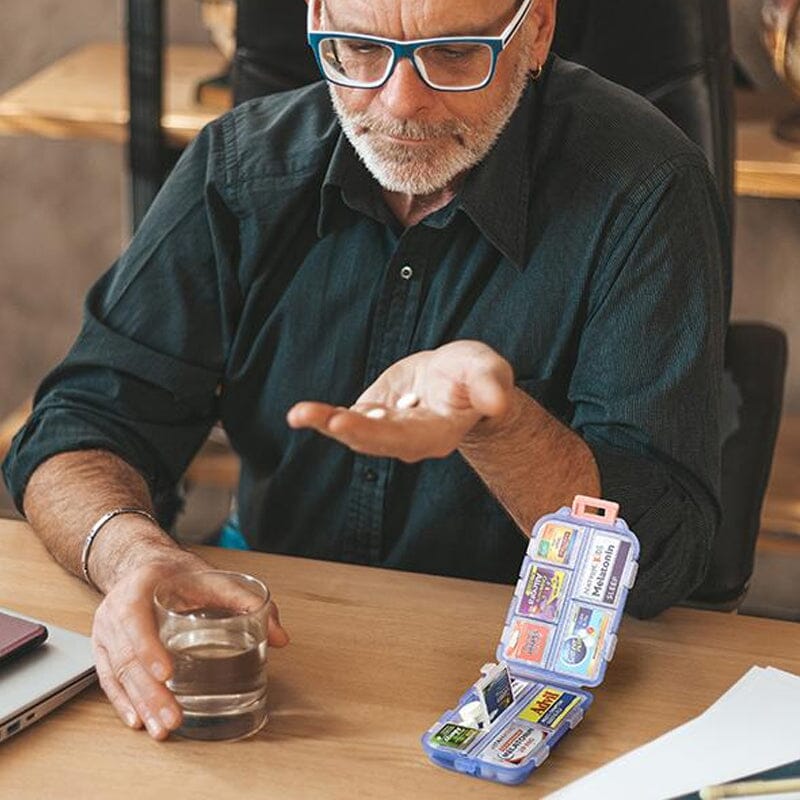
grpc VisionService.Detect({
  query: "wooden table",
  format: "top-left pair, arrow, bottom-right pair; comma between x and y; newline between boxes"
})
2,520 -> 800,798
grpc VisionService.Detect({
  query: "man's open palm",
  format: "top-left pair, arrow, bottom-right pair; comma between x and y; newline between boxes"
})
287,340 -> 514,462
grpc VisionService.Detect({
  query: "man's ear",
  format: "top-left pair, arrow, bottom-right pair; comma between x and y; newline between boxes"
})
529,0 -> 557,70
305,0 -> 322,28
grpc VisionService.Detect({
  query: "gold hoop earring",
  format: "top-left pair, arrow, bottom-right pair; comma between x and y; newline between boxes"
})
530,63 -> 543,81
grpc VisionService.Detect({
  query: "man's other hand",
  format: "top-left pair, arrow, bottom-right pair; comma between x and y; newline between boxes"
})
287,340 -> 515,462
91,557 -> 289,739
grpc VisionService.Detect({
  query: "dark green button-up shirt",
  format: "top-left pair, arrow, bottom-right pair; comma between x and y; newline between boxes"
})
4,56 -> 727,617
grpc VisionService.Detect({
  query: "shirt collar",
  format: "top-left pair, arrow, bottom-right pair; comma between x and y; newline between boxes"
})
318,132 -> 397,234
318,73 -> 541,270
456,76 -> 538,270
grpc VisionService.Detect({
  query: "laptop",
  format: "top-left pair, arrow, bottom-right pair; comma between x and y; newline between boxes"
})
0,607 -> 97,743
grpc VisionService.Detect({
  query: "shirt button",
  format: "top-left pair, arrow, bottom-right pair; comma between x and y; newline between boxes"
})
400,264 -> 413,280
362,467 -> 378,483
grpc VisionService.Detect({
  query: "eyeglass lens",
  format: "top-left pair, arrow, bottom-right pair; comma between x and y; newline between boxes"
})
318,38 -> 495,89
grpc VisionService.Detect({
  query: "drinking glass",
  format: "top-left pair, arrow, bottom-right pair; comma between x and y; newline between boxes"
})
154,570 -> 270,741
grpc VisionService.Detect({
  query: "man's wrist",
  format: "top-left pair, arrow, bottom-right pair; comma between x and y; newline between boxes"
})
89,514 -> 201,593
81,508 -> 159,591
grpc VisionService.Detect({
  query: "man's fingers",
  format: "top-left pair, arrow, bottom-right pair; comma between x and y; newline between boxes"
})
286,402 -> 342,431
154,569 -> 290,648
102,625 -> 181,739
268,602 -> 290,647
287,402 -> 396,447
95,603 -> 181,739
325,407 -> 475,461
465,360 -> 514,419
113,655 -> 179,740
93,642 -> 142,729
289,398 -> 493,460
112,600 -> 173,684
157,569 -> 268,617
95,633 -> 178,739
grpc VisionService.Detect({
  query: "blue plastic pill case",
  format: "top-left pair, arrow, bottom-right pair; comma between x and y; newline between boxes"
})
421,496 -> 641,785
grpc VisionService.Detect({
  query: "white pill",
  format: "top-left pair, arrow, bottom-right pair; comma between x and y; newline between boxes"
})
365,407 -> 387,419
459,700 -> 486,728
395,392 -> 420,410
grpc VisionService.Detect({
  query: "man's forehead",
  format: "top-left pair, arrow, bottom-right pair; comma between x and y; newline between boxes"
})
322,0 -> 518,38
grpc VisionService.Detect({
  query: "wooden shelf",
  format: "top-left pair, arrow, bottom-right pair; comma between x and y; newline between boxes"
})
736,89 -> 800,199
0,42 -> 228,147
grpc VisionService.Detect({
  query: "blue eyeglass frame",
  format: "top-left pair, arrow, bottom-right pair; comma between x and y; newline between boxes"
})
306,0 -> 533,92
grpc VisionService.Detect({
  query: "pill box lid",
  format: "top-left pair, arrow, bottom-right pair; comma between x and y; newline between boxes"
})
495,496 -> 640,689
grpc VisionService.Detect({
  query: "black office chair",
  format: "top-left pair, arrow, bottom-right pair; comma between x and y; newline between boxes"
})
232,0 -> 787,610
702,322 -> 787,608
232,0 -> 319,104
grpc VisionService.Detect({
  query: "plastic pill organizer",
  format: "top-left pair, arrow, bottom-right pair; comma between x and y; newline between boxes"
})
421,495 -> 640,785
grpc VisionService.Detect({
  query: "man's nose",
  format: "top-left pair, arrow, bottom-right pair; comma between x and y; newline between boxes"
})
378,57 -> 435,118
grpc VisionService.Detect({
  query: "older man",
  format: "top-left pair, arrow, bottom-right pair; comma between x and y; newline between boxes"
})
3,0 -> 726,740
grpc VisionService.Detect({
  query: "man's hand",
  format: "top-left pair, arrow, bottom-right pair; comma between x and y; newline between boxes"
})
20,450 -> 292,741
91,555 -> 289,740
286,340 -> 515,461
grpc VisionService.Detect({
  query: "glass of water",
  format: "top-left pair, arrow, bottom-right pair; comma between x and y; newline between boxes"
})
154,570 -> 270,741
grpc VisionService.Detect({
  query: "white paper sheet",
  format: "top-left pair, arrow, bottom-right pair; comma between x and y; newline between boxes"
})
543,666 -> 800,800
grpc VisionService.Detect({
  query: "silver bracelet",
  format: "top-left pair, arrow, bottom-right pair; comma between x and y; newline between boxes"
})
80,507 -> 158,592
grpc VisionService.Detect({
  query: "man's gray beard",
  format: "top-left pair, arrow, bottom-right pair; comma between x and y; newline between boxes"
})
329,56 -> 533,196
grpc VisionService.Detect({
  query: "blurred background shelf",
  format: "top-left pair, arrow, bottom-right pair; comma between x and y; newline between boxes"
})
0,42 -> 227,147
736,89 -> 800,198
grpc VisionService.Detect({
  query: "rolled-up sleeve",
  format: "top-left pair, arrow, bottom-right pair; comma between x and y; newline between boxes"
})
570,157 -> 728,618
3,116 -> 242,515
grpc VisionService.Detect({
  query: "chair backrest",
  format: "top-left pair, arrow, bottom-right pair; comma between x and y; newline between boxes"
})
693,323 -> 787,608
551,0 -> 735,299
233,0 -> 319,104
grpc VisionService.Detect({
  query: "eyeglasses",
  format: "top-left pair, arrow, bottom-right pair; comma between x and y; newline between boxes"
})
306,0 -> 533,92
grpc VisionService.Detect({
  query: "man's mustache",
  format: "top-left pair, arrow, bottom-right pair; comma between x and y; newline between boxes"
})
349,113 -> 471,141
